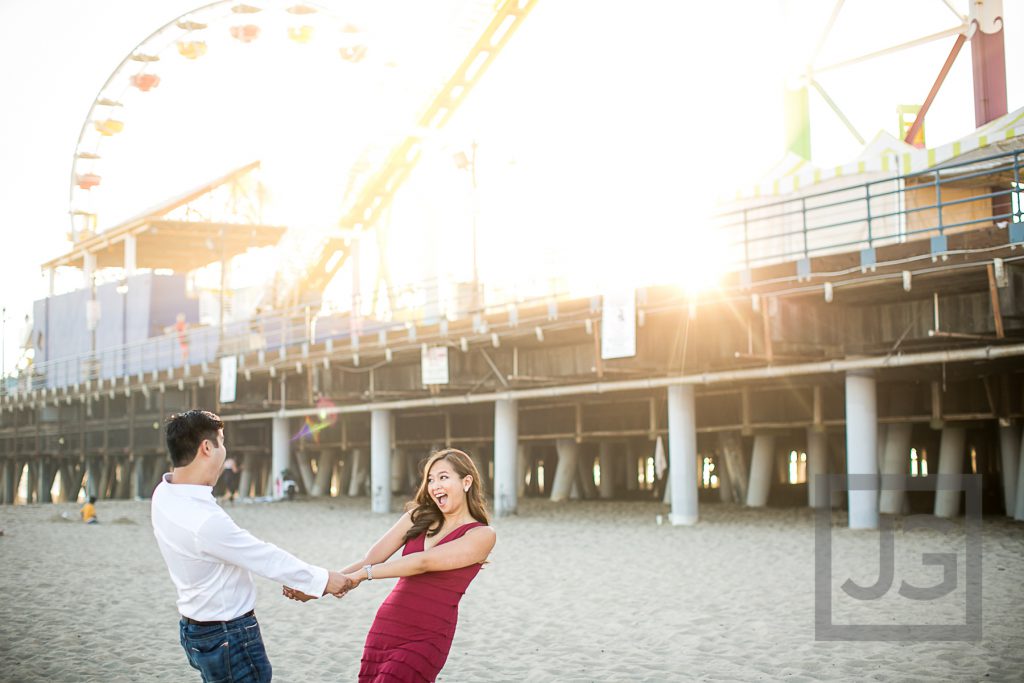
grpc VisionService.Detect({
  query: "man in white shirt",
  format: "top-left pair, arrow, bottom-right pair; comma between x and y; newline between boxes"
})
152,410 -> 351,682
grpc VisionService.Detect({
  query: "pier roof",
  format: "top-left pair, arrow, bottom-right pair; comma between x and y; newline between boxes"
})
42,160 -> 286,273
732,105 -> 1024,200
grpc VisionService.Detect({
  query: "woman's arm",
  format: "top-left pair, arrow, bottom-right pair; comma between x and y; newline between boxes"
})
337,511 -> 416,573
347,526 -> 496,585
282,512 -> 415,602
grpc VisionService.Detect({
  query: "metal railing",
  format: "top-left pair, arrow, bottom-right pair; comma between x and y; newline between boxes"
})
715,147 -> 1023,271
1,284 -> 591,398
5,303 -> 332,396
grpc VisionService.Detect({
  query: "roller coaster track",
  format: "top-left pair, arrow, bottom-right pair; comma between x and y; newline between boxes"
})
283,0 -> 537,305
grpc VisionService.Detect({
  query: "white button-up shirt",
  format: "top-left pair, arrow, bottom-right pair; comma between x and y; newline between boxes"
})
151,473 -> 328,621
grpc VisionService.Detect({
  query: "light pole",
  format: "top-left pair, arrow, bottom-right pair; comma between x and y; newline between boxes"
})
453,141 -> 480,313
1,306 -> 6,392
470,140 -> 479,312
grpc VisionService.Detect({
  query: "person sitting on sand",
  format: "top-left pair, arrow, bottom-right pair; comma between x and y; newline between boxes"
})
152,409 -> 354,683
80,496 -> 98,524
284,448 -> 496,682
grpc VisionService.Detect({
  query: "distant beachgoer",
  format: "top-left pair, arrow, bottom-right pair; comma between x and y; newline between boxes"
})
283,448 -> 496,682
174,313 -> 189,364
80,496 -> 98,524
152,409 -> 354,682
221,456 -> 239,503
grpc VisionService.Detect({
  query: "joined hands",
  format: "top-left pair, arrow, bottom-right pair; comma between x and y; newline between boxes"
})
282,570 -> 356,602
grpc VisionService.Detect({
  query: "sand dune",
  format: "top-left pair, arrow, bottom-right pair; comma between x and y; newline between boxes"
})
1,497 -> 1022,681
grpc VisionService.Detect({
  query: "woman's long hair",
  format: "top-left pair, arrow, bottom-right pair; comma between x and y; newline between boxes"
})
403,448 -> 490,543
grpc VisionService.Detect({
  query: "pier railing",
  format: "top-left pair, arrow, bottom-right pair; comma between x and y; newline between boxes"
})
714,147 -> 1023,272
5,303 -> 364,396
1,285 -> 589,398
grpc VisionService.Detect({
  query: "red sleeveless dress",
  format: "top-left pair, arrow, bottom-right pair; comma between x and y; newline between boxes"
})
359,522 -> 486,683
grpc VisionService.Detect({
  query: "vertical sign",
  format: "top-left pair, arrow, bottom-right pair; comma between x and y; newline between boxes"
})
601,289 -> 636,359
85,299 -> 101,331
219,355 -> 237,403
421,345 -> 450,385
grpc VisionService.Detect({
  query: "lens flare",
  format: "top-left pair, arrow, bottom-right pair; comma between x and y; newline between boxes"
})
291,396 -> 337,442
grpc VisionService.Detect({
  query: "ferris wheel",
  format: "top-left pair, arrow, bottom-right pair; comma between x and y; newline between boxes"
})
68,0 -> 381,243
67,0 -> 528,315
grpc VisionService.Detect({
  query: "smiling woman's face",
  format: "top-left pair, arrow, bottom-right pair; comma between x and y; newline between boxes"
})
427,458 -> 471,513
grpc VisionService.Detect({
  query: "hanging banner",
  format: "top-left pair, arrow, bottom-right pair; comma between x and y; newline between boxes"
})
421,345 -> 450,385
219,356 -> 238,403
601,289 -> 636,359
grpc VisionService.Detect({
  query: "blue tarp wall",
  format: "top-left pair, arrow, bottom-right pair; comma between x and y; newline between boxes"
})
33,273 -> 198,387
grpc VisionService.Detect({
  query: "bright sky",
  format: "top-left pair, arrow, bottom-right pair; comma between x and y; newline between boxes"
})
0,0 -> 1021,375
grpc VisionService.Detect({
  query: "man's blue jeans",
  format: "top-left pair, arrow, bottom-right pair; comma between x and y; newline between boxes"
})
179,613 -> 272,682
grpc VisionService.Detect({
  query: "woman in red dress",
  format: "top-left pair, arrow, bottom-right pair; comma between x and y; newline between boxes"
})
285,448 -> 496,682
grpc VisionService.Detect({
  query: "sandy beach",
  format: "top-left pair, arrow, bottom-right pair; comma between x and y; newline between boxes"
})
1,497 -> 1022,682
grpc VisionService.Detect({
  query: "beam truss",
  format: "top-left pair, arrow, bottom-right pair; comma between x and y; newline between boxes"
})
294,0 -> 538,301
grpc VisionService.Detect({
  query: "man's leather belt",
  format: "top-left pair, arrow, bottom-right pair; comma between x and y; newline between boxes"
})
182,609 -> 255,627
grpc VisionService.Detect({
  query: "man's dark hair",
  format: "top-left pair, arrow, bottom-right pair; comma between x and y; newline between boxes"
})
165,410 -> 224,467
